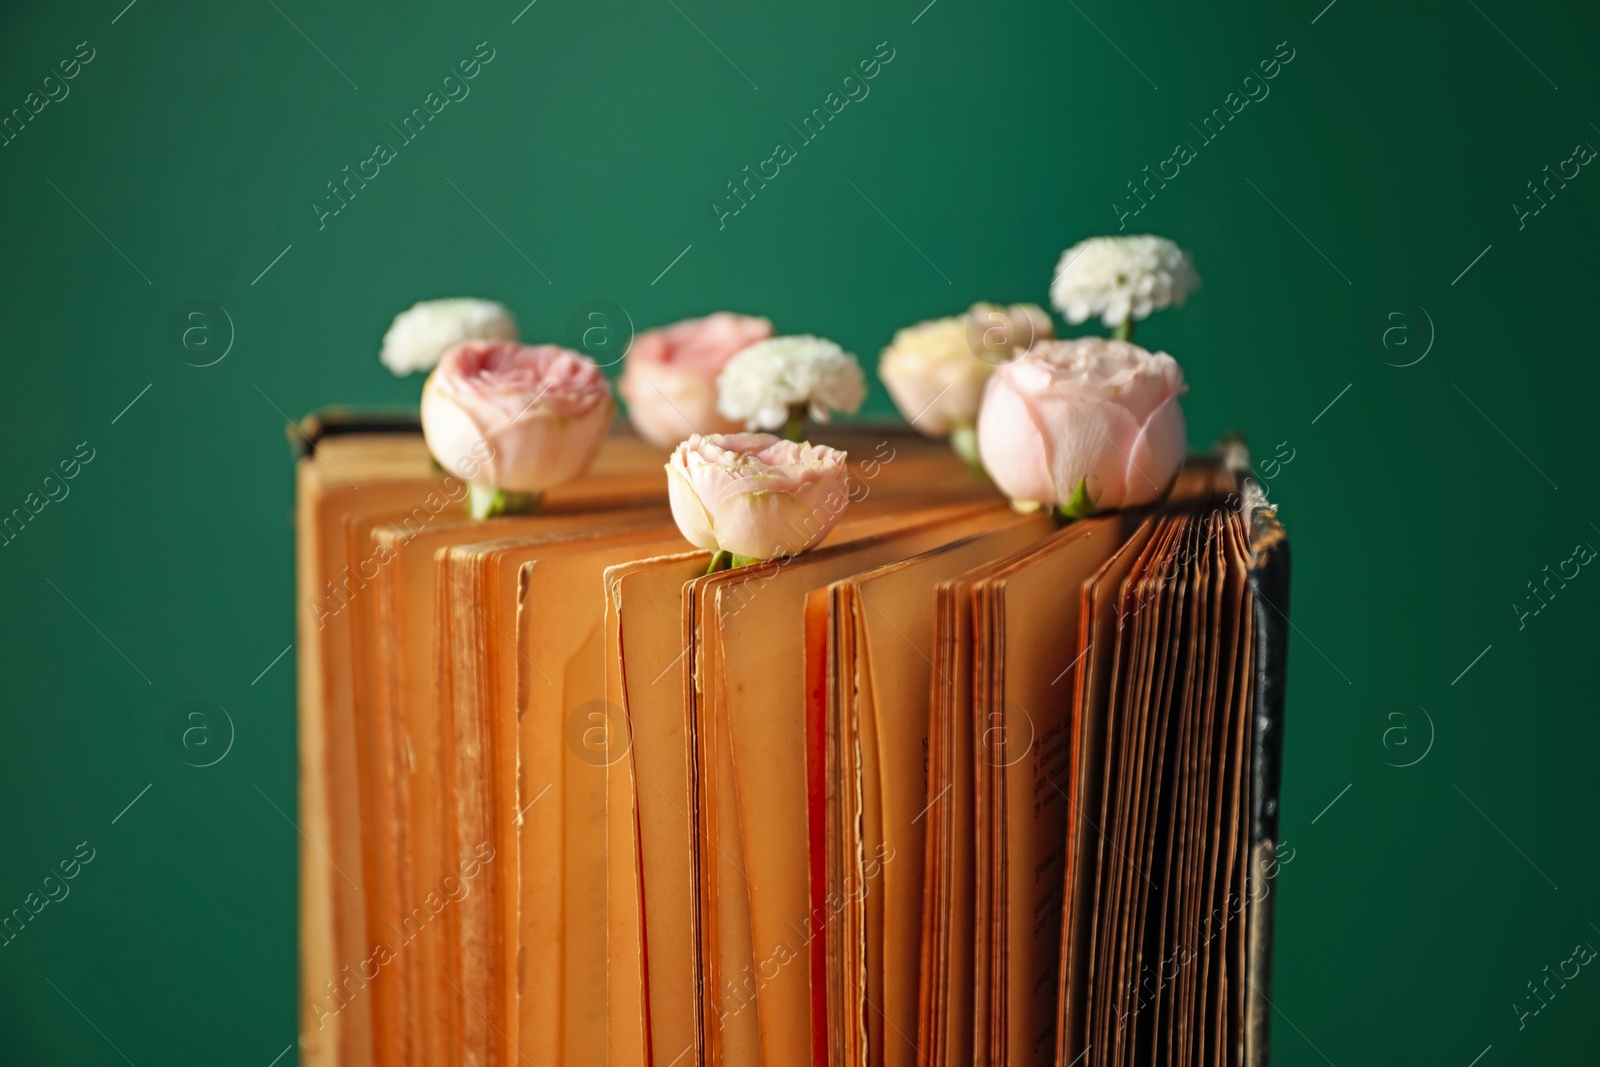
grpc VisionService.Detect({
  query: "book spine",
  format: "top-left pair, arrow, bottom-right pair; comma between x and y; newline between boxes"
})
1244,507 -> 1290,1067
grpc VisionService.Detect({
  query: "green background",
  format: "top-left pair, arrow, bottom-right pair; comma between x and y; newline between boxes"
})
2,0 -> 1596,1062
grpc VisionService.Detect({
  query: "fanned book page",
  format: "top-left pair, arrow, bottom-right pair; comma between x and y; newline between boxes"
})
295,423 -> 1288,1067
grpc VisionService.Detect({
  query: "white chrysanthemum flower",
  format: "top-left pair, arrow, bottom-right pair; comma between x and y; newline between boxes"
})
380,298 -> 518,376
1049,235 -> 1200,329
716,335 -> 867,431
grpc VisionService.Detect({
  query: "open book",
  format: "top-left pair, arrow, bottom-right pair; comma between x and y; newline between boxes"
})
293,415 -> 1288,1067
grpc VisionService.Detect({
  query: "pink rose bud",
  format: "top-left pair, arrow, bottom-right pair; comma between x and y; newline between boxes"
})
421,340 -> 615,494
619,312 -> 774,447
666,433 -> 851,561
976,338 -> 1187,511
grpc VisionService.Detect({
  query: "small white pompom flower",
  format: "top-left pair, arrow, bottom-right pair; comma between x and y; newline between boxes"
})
716,335 -> 867,432
1049,236 -> 1200,330
380,298 -> 518,376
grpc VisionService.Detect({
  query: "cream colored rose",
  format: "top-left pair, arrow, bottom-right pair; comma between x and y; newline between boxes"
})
421,340 -> 614,495
976,338 -> 1187,511
619,312 -> 773,446
666,433 -> 851,561
879,303 -> 1053,437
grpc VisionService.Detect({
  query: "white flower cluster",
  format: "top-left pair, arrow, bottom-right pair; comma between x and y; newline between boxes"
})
380,298 -> 518,376
717,335 -> 866,431
1049,235 -> 1199,329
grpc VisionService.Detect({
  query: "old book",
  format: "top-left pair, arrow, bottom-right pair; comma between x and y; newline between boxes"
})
294,420 -> 1289,1067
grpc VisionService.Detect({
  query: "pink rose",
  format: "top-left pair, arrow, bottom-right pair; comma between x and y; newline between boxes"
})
619,312 -> 774,447
666,433 -> 850,561
976,338 -> 1187,511
421,340 -> 615,494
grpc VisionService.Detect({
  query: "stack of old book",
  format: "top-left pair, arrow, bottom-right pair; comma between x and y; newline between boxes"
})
293,415 -> 1288,1067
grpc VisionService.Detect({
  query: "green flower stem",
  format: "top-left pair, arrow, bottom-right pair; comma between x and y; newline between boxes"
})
468,485 -> 543,520
1113,318 -> 1134,342
782,403 -> 809,443
705,550 -> 766,574
1054,478 -> 1098,525
949,423 -> 986,479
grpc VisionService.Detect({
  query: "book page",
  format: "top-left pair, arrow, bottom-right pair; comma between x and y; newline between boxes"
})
983,518 -> 1129,1065
841,518 -> 1053,1067
702,506 -> 1011,1067
608,552 -> 713,1067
